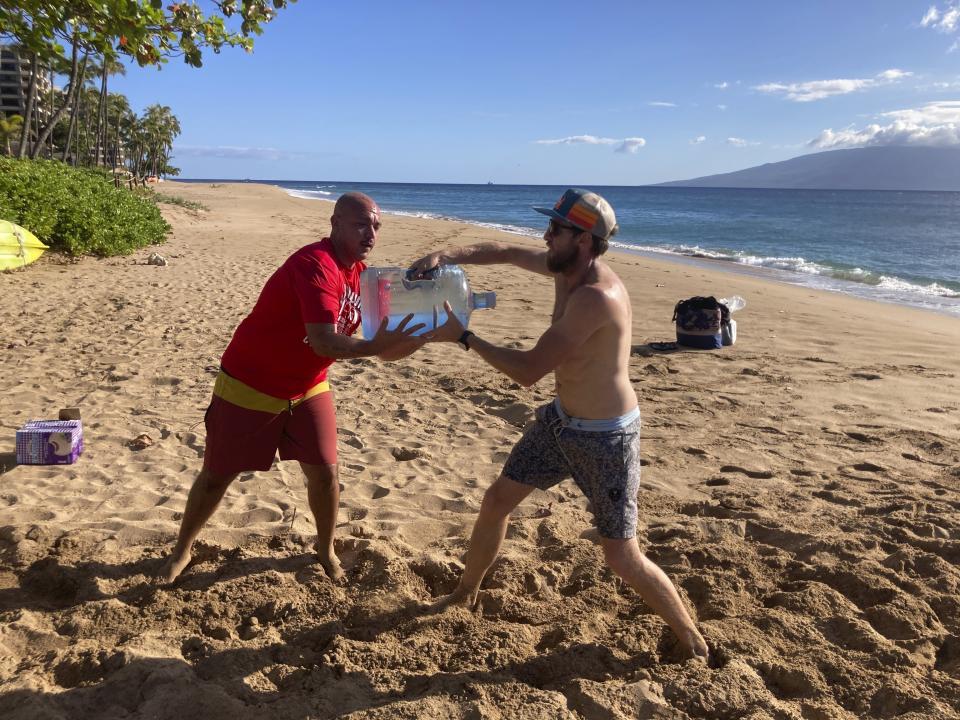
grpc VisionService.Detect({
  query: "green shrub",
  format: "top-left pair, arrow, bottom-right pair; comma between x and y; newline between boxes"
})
0,157 -> 170,256
139,189 -> 207,211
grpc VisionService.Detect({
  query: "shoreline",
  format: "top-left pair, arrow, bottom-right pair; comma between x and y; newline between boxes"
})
2,179 -> 959,718
257,180 -> 960,318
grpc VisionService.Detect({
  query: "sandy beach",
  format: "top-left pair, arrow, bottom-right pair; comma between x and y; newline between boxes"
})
2,180 -> 959,719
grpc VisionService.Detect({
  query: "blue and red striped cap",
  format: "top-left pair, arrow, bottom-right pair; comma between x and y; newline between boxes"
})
533,188 -> 618,240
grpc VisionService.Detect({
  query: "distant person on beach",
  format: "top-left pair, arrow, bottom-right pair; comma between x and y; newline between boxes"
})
160,192 -> 425,584
407,188 -> 710,661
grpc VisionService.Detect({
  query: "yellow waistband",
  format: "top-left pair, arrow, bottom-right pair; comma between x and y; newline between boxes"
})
213,371 -> 330,414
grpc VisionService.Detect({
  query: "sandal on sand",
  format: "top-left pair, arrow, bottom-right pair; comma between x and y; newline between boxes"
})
649,341 -> 679,351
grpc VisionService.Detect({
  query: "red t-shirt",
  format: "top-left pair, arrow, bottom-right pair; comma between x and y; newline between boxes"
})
220,238 -> 364,398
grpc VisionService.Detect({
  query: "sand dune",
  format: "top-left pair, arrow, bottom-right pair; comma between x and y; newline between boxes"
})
1,181 -> 959,718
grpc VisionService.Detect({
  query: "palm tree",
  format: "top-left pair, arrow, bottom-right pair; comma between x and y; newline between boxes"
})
92,54 -> 126,165
61,50 -> 90,163
141,104 -> 181,178
105,92 -> 133,171
0,115 -> 24,156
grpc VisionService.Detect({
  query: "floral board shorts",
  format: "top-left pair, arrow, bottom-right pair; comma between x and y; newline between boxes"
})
502,399 -> 642,539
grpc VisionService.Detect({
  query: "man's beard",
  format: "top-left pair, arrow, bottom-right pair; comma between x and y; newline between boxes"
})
547,243 -> 580,273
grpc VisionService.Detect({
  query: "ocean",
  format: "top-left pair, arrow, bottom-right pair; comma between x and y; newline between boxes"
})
186,180 -> 960,317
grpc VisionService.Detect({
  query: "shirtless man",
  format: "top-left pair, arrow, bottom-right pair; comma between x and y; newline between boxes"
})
408,188 -> 709,661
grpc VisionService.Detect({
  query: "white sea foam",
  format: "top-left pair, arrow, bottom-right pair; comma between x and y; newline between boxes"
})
388,209 -> 446,220
611,241 -> 960,310
285,189 -> 334,200
876,275 -> 960,298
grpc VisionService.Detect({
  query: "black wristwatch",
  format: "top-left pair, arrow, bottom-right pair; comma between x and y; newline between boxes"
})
458,330 -> 475,351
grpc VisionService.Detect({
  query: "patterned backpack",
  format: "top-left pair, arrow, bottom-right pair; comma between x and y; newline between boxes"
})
672,296 -> 731,349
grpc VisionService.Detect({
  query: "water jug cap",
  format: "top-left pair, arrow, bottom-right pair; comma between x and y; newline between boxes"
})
403,265 -> 439,289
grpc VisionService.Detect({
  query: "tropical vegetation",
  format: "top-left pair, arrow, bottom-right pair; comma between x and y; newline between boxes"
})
0,156 -> 169,256
0,1 -> 293,254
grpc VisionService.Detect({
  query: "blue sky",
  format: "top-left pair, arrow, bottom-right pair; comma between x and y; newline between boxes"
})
112,0 -> 960,184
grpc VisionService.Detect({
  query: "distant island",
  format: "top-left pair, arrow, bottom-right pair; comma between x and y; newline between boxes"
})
657,146 -> 960,192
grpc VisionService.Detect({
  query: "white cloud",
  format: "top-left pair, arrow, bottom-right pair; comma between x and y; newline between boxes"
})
690,135 -> 707,145
754,69 -> 913,102
717,104 -> 728,111
921,3 -> 960,33
726,137 -> 749,147
648,101 -> 676,107
616,138 -> 646,153
877,69 -> 912,81
714,81 -> 729,89
174,145 -> 297,160
807,100 -> 960,148
535,135 -> 619,146
534,134 -> 646,153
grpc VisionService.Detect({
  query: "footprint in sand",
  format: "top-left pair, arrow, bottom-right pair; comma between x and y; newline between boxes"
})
484,402 -> 533,427
844,431 -> 882,444
850,462 -> 885,472
391,446 -> 427,461
851,372 -> 882,380
719,465 -> 774,479
176,431 -> 205,458
152,376 -> 183,386
813,490 -> 863,507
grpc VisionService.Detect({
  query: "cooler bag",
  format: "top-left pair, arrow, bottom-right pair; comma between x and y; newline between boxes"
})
673,296 -> 729,349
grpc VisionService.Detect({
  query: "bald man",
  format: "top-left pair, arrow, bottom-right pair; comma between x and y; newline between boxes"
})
160,193 -> 424,583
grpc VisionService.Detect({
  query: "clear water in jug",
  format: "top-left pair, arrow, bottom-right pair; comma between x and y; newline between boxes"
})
359,265 -> 496,338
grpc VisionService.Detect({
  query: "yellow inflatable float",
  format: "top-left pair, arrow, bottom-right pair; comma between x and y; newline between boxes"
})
0,220 -> 48,270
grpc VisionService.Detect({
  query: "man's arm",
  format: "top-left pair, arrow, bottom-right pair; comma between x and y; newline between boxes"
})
374,338 -> 423,361
306,315 -> 425,360
429,290 -> 610,386
408,242 -> 550,278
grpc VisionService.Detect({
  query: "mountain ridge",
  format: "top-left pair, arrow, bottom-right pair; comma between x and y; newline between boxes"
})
656,146 -> 960,192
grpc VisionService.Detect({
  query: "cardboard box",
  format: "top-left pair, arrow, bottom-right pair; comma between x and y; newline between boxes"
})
16,420 -> 84,465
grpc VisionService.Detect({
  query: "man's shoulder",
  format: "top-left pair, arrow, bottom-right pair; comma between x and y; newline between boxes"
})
290,238 -> 332,261
283,239 -> 337,272
572,272 -> 628,314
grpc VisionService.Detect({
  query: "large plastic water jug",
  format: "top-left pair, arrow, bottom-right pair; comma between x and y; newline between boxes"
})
719,296 -> 746,313
718,296 -> 745,346
359,265 -> 496,338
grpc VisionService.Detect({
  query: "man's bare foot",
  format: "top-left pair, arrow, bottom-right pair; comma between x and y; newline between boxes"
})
683,631 -> 711,665
426,586 -> 477,614
157,550 -> 192,584
314,543 -> 345,582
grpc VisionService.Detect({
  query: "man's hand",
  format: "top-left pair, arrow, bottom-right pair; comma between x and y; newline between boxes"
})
368,313 -> 428,354
407,251 -> 446,280
424,301 -> 466,343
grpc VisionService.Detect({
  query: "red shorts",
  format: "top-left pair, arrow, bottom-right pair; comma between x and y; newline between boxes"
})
202,372 -> 338,476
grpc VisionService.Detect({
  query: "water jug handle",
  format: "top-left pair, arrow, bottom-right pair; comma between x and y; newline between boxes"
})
402,266 -> 439,289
